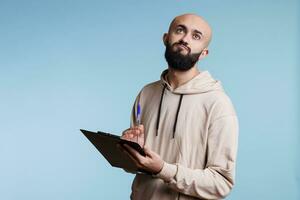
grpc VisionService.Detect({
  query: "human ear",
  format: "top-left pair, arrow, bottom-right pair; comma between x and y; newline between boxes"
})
198,48 -> 209,61
202,49 -> 209,56
163,33 -> 168,46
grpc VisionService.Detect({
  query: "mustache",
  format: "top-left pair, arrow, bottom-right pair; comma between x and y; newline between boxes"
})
173,41 -> 190,53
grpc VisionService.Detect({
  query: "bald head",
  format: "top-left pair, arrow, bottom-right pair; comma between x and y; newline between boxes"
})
168,13 -> 212,48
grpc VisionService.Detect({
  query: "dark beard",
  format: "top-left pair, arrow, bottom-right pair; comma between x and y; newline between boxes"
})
164,41 -> 202,71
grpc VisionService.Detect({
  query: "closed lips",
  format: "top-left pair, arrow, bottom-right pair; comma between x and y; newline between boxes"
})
177,44 -> 189,51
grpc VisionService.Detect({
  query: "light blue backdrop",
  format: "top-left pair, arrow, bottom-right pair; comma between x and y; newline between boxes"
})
0,0 -> 299,199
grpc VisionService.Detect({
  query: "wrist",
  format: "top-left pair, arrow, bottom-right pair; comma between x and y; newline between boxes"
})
152,162 -> 177,182
153,160 -> 164,175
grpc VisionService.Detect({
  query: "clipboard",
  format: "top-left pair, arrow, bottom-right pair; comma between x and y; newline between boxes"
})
80,129 -> 149,174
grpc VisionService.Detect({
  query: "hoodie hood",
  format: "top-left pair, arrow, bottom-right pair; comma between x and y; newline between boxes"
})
160,69 -> 224,94
156,69 -> 224,138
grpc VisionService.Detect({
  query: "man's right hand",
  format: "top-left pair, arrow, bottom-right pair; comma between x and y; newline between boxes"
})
121,125 -> 145,148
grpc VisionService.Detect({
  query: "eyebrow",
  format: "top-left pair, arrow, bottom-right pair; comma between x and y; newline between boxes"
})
176,24 -> 203,36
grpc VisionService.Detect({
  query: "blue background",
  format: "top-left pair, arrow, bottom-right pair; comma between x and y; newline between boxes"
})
0,0 -> 299,199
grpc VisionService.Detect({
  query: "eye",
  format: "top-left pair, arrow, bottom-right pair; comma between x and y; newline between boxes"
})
175,27 -> 184,34
193,34 -> 201,40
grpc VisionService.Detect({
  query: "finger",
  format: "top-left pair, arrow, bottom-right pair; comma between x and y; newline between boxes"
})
122,127 -> 138,135
122,128 -> 131,136
133,125 -> 141,129
134,127 -> 144,136
127,129 -> 139,136
123,144 -> 145,161
121,133 -> 129,139
134,129 -> 141,136
121,130 -> 136,139
121,132 -> 131,139
123,144 -> 139,157
121,135 -> 138,143
117,144 -> 126,153
132,127 -> 142,134
121,127 -> 143,142
143,146 -> 153,158
124,151 -> 141,168
130,126 -> 139,131
138,124 -> 144,132
125,130 -> 139,138
122,146 -> 142,168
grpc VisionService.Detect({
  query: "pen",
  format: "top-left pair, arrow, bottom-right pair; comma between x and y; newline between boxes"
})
136,103 -> 141,143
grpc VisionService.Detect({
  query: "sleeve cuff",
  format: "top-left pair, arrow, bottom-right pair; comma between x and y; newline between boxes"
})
153,162 -> 177,182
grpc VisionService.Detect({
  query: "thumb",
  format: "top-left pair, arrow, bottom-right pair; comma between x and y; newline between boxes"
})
138,124 -> 144,133
143,146 -> 153,157
138,124 -> 144,131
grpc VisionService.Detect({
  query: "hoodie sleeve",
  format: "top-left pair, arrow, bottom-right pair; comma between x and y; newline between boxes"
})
155,114 -> 239,199
123,92 -> 141,174
130,92 -> 141,128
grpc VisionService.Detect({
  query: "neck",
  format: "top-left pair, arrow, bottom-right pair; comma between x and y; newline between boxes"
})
166,66 -> 200,89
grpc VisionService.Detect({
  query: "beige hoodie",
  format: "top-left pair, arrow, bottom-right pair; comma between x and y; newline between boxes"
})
129,69 -> 239,200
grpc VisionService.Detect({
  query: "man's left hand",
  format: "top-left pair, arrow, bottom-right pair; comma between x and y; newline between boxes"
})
121,144 -> 164,174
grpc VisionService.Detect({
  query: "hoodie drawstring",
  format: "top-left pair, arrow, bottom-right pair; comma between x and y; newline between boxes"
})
156,84 -> 166,136
173,94 -> 183,138
156,84 -> 184,139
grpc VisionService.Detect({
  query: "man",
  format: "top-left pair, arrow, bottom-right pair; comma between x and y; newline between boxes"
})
120,13 -> 239,200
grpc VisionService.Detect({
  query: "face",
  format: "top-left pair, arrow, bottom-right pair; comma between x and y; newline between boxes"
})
164,40 -> 202,71
163,14 -> 211,71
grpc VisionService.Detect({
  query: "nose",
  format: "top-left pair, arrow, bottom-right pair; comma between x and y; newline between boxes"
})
180,33 -> 190,45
